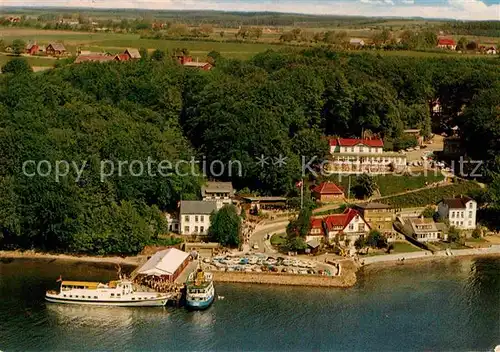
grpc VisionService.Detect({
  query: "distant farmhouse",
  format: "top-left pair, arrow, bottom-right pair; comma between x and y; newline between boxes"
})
74,48 -> 142,64
46,43 -> 66,56
437,38 -> 456,50
349,38 -> 365,47
174,55 -> 213,71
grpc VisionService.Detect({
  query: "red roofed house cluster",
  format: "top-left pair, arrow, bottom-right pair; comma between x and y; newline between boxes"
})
328,137 -> 407,174
311,181 -> 345,203
437,38 -> 457,50
74,48 -> 142,64
306,208 -> 370,247
174,55 -> 213,71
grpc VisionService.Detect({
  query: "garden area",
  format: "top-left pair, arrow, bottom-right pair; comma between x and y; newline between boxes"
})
381,181 -> 482,208
329,173 -> 445,198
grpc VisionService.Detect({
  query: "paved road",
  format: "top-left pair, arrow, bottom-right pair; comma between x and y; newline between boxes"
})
249,221 -> 289,253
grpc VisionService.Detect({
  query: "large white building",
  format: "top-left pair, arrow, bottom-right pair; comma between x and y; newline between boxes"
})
437,196 -> 477,230
327,138 -> 406,173
179,200 -> 217,235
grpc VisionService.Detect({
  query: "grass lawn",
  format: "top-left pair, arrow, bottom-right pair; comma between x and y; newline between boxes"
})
328,173 -> 445,198
390,241 -> 423,253
0,53 -> 56,67
270,233 -> 287,246
465,237 -> 487,243
427,241 -> 469,251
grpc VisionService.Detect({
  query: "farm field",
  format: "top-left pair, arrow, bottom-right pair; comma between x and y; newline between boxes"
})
0,27 -> 287,60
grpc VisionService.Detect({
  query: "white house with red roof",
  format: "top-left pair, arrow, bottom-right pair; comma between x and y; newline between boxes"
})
306,218 -> 325,243
308,208 -> 371,247
328,137 -> 406,174
311,182 -> 345,203
324,208 -> 370,246
437,38 -> 456,50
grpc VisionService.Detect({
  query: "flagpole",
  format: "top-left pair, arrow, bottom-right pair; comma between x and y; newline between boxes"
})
348,175 -> 351,202
300,178 -> 304,209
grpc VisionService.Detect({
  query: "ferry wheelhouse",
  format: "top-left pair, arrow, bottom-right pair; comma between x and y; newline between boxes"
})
185,269 -> 215,310
45,280 -> 169,307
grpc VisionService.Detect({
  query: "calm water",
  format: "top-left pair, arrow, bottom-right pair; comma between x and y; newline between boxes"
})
0,257 -> 499,351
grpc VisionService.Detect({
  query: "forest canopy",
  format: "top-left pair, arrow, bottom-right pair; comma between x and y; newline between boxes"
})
0,48 -> 498,254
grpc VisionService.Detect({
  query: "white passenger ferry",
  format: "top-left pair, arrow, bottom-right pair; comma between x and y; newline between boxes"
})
45,279 -> 170,307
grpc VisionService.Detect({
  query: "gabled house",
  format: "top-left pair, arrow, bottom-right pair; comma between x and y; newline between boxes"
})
353,202 -> 394,235
26,43 -> 39,55
406,217 -> 447,242
114,53 -> 130,61
179,200 -> 217,235
306,218 -> 325,243
437,38 -> 456,50
311,182 -> 344,203
349,38 -> 365,47
201,181 -> 234,208
46,43 -> 66,56
183,61 -> 213,71
324,208 -> 370,246
123,48 -> 141,60
437,196 -> 476,230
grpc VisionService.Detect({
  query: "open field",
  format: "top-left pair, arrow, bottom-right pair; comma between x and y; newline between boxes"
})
0,27 -> 286,60
1,27 -> 499,65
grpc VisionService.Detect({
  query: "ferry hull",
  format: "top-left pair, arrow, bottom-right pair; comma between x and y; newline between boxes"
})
185,294 -> 214,310
45,295 -> 168,307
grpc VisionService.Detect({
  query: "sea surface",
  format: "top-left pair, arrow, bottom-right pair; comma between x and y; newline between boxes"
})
0,257 -> 499,351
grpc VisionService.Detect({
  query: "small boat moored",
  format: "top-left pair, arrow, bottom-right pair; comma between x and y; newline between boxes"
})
185,269 -> 215,310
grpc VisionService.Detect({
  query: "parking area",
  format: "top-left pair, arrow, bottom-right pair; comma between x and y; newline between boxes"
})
202,254 -> 340,276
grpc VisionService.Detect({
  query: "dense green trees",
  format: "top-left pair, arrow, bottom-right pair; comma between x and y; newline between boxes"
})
208,205 -> 241,247
1,58 -> 32,74
1,47 -> 499,254
353,174 -> 378,199
286,208 -> 311,251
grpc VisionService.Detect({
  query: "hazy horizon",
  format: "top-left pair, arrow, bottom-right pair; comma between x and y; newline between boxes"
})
1,0 -> 499,21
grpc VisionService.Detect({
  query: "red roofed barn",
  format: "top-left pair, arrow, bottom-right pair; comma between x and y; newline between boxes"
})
437,38 -> 456,50
311,182 -> 344,203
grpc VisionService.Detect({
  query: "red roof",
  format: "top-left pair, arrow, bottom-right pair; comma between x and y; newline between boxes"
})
324,208 -> 365,231
438,38 -> 456,46
309,218 -> 325,236
329,138 -> 384,148
312,182 -> 344,195
115,53 -> 130,61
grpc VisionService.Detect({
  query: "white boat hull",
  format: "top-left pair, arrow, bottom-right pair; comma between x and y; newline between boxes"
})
45,295 -> 168,307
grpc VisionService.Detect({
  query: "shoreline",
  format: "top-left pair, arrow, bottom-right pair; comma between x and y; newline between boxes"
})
2,249 -> 500,287
0,250 -> 143,267
362,249 -> 500,268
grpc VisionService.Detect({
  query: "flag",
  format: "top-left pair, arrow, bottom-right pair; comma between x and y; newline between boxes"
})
56,275 -> 62,282
295,180 -> 303,188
